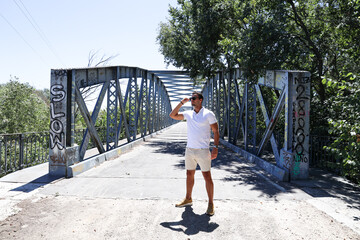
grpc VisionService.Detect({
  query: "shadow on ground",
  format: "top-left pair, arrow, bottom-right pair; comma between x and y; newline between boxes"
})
148,140 -> 287,198
292,168 -> 360,222
148,140 -> 186,157
160,206 -> 219,235
10,174 -> 62,193
147,135 -> 360,209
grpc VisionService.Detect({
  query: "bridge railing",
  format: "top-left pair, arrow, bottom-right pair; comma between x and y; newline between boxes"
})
202,69 -> 311,181
49,66 -> 175,177
0,130 -> 339,178
0,131 -> 49,177
0,127 -> 113,177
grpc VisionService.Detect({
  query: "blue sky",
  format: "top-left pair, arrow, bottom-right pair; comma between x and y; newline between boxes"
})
0,0 -> 179,90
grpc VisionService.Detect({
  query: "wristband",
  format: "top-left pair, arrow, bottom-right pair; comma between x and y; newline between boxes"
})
180,101 -> 184,105
213,145 -> 218,149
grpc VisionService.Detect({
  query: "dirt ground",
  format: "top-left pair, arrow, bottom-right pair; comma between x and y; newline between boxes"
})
0,195 -> 359,240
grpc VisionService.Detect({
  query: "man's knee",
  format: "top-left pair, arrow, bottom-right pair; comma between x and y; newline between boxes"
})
202,171 -> 213,181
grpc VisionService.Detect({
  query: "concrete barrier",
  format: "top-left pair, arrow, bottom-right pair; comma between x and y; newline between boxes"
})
220,139 -> 289,181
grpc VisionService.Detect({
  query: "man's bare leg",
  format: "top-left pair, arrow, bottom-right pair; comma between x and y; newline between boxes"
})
201,171 -> 214,204
186,170 -> 196,199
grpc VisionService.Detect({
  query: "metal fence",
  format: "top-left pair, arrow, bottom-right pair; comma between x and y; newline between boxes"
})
309,135 -> 341,173
0,127 -> 108,177
0,131 -> 49,177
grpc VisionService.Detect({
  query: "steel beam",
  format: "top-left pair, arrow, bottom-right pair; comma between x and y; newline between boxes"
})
79,80 -> 109,161
106,77 -> 118,150
128,68 -> 138,141
255,85 -> 281,164
256,86 -> 286,157
75,86 -> 105,154
116,67 -> 131,143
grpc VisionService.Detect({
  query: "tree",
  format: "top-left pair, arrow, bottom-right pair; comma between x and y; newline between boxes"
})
157,0 -> 228,78
0,77 -> 50,134
158,0 -> 360,130
324,73 -> 360,183
158,0 -> 360,97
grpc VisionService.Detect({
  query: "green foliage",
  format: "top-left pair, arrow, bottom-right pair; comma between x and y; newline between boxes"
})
157,0 -> 229,78
158,0 -> 360,95
323,73 -> 360,183
0,77 -> 50,134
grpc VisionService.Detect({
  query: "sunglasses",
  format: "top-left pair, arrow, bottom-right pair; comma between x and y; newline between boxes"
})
189,96 -> 199,101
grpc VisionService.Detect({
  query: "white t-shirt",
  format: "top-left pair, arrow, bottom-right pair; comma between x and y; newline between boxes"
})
182,107 -> 217,149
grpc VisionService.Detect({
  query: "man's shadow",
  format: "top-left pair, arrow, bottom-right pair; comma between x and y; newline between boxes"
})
160,206 -> 219,236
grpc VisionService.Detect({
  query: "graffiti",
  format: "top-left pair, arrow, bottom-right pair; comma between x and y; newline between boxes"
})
294,152 -> 308,163
50,84 -> 66,150
53,70 -> 67,78
282,150 -> 293,170
50,151 -> 66,164
293,160 -> 301,176
50,102 -> 65,119
294,76 -> 310,84
293,79 -> 310,175
294,111 -> 310,118
51,85 -> 66,102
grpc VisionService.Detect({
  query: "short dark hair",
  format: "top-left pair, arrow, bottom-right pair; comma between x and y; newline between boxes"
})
192,91 -> 203,100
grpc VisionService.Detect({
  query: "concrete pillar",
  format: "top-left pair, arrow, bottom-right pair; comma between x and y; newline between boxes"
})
279,71 -> 311,180
290,72 -> 311,180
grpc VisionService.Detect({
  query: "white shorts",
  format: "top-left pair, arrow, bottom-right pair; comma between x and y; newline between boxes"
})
185,148 -> 211,172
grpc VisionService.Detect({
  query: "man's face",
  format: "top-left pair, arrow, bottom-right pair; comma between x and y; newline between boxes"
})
190,94 -> 201,107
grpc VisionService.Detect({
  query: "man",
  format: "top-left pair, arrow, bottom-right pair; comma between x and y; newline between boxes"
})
169,91 -> 220,216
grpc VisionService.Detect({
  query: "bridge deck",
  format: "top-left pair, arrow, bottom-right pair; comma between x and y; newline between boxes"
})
0,122 -> 359,239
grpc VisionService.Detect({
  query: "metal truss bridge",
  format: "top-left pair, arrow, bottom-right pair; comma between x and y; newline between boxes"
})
49,66 -> 310,181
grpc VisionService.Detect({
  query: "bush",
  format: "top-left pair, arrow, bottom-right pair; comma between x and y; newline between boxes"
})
324,73 -> 360,184
0,77 -> 50,134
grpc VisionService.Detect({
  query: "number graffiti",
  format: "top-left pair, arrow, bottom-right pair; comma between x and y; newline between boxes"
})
292,78 -> 309,176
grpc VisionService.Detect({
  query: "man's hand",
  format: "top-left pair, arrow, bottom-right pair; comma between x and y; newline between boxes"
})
169,98 -> 190,120
210,122 -> 219,160
211,148 -> 218,160
181,98 -> 190,104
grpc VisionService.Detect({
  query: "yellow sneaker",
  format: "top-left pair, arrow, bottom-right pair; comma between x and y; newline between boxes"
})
175,198 -> 193,207
206,203 -> 215,216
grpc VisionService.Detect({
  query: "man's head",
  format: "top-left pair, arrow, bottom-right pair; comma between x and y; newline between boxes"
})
190,91 -> 203,107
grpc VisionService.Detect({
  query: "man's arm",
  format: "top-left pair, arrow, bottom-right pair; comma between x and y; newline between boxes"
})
210,122 -> 220,160
169,98 -> 189,120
